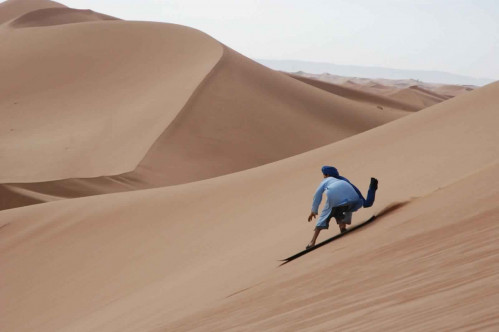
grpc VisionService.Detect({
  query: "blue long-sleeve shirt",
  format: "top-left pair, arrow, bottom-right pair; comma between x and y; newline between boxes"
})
311,177 -> 363,214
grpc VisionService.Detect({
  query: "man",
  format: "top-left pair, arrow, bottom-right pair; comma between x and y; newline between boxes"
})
306,166 -> 378,249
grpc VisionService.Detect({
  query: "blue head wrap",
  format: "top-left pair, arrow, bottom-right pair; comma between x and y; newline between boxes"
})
321,166 -> 339,177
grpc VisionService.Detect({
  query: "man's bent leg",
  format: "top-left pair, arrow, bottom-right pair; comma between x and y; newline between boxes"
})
364,178 -> 378,208
336,210 -> 353,233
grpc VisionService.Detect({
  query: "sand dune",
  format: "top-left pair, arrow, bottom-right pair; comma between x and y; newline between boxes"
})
388,85 -> 449,109
1,80 -> 497,331
165,164 -> 499,331
434,84 -> 475,98
291,72 -> 475,110
123,47 -> 402,187
1,10 -> 404,210
7,7 -> 118,28
0,0 -> 64,24
288,74 -> 419,112
1,1 -> 497,331
0,21 -> 223,182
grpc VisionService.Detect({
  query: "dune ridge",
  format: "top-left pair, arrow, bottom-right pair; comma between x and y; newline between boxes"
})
288,73 -> 419,112
8,7 -> 119,28
290,72 -> 475,110
388,85 -> 448,109
120,46 -> 402,186
1,30 -> 404,210
0,0 -> 65,24
0,21 -> 224,183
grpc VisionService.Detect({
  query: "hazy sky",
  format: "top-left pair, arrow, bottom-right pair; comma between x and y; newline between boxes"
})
50,1 -> 499,79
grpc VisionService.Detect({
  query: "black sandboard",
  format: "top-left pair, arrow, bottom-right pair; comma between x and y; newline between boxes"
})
280,215 -> 377,266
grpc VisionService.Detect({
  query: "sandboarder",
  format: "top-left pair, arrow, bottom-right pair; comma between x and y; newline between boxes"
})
306,166 -> 378,249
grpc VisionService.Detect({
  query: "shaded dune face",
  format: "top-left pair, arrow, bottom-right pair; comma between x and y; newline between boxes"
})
0,0 -> 65,25
0,37 -> 403,210
8,7 -> 119,28
407,85 -> 449,99
126,47 -> 402,187
0,22 -> 224,184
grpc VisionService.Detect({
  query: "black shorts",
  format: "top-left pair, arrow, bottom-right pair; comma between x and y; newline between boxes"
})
315,204 -> 351,230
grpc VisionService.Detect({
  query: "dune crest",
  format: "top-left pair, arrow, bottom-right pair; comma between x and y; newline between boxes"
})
8,7 -> 119,28
1,35 -> 404,210
290,71 -> 476,110
125,46 -> 402,187
288,73 -> 419,112
388,85 -> 448,109
0,0 -> 64,24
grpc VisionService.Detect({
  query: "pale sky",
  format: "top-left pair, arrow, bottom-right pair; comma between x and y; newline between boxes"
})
35,1 -> 499,79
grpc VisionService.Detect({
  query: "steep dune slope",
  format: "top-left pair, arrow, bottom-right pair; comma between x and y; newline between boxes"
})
0,21 -> 224,182
125,47 -> 402,187
1,82 -> 498,331
1,24 -> 404,210
166,164 -> 499,331
0,0 -> 64,24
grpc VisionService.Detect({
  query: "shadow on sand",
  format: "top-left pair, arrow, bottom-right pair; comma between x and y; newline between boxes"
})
280,200 -> 411,266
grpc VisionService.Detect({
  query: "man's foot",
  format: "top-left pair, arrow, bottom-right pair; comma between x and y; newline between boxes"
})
306,243 -> 315,250
340,228 -> 348,234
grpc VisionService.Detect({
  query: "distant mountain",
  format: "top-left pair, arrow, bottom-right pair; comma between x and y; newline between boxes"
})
255,59 -> 495,86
